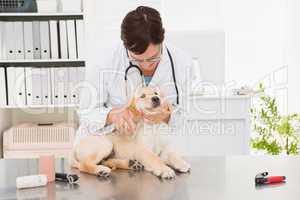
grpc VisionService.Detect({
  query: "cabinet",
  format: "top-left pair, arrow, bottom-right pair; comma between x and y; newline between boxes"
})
0,13 -> 85,158
171,95 -> 251,156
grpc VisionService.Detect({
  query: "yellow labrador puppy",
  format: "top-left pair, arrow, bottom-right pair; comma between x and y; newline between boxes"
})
70,86 -> 190,179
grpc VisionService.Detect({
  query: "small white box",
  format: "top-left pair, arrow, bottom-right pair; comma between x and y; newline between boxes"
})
57,0 -> 82,13
36,0 -> 57,13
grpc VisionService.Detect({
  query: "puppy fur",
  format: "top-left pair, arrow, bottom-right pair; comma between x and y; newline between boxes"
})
70,86 -> 190,179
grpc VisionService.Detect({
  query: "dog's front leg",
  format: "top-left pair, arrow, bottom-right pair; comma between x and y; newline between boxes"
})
134,145 -> 175,179
161,151 -> 191,173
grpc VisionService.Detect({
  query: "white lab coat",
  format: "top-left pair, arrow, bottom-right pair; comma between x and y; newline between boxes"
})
75,42 -> 194,146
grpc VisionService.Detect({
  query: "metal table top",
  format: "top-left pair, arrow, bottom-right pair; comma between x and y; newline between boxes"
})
0,156 -> 299,200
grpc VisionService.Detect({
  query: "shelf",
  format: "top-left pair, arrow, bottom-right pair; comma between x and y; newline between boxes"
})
0,12 -> 84,21
1,104 -> 79,109
0,59 -> 85,67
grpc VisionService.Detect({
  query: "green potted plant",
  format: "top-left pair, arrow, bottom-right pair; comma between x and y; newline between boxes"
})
250,83 -> 300,155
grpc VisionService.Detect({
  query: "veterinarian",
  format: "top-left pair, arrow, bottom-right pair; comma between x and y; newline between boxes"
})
75,6 -> 193,144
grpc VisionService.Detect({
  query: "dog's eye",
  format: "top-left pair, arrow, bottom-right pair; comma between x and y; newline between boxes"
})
154,92 -> 158,95
140,94 -> 146,98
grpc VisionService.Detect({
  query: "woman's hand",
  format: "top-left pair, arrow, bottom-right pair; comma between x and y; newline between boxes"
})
106,106 -> 136,135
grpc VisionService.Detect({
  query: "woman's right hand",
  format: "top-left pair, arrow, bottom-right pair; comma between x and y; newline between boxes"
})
106,106 -> 136,135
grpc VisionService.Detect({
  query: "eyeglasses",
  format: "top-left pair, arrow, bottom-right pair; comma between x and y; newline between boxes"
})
128,45 -> 162,65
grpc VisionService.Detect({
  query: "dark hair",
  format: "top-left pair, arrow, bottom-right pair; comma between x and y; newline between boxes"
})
121,6 -> 165,54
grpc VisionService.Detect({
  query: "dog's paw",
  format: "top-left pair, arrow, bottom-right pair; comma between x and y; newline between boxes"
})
153,165 -> 175,179
173,160 -> 191,173
95,165 -> 111,178
128,159 -> 144,171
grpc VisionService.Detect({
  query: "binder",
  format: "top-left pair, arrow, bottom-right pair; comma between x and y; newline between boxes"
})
5,22 -> 16,60
0,21 -> 5,60
68,67 -> 78,105
62,67 -> 70,105
25,68 -> 33,105
66,19 -> 77,104
39,21 -> 52,105
77,67 -> 85,82
7,67 -> 26,106
59,21 -> 68,59
75,66 -> 85,105
23,21 -> 34,59
51,68 -> 59,105
40,68 -> 52,105
0,67 -> 6,106
31,68 -> 42,105
32,21 -> 41,59
51,67 -> 69,105
49,20 -> 59,59
15,22 -> 25,60
7,67 -> 14,105
75,19 -> 85,59
14,22 -> 26,106
66,20 -> 77,59
15,67 -> 26,106
24,22 -> 34,105
40,21 -> 50,59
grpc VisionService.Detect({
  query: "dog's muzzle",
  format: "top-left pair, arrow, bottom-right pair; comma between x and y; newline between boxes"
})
151,96 -> 161,108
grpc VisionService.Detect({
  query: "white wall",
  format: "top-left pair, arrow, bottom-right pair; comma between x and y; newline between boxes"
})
83,0 -> 299,113
286,0 -> 300,114
161,0 -> 223,30
221,0 -> 286,86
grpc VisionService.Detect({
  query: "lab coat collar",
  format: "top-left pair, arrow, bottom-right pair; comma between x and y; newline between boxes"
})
149,43 -> 171,85
122,43 -> 172,86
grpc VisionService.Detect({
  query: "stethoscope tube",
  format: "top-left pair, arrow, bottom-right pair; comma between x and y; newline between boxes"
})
166,48 -> 179,105
124,46 -> 179,105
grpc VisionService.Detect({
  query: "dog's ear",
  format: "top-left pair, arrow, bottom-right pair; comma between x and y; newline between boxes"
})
128,97 -> 136,110
128,97 -> 142,117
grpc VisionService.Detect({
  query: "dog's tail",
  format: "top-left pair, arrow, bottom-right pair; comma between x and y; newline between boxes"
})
69,147 -> 80,169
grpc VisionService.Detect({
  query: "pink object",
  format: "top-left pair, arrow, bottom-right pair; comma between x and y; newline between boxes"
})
39,155 -> 55,182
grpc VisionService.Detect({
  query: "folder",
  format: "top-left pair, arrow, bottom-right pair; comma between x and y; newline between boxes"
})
25,68 -> 33,105
75,20 -> 85,59
66,20 -> 77,59
7,67 -> 26,106
49,20 -> 59,59
39,21 -> 52,105
68,67 -> 78,105
0,21 -> 5,60
40,68 -> 52,105
15,67 -> 26,106
32,21 -> 41,59
31,68 -> 42,105
51,67 -> 69,105
59,21 -> 68,59
40,21 -> 50,59
7,67 -> 14,105
24,22 -> 34,105
15,22 -> 25,60
51,68 -> 59,105
0,67 -> 6,106
5,22 -> 16,60
14,22 -> 26,106
62,67 -> 70,105
70,67 -> 85,104
23,21 -> 34,59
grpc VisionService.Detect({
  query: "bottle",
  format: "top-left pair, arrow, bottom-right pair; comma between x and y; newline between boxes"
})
16,175 -> 48,189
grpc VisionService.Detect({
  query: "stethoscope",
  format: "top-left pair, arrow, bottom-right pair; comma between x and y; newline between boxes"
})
124,46 -> 179,105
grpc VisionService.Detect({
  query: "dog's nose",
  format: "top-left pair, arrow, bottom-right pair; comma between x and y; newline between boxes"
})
151,96 -> 160,107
